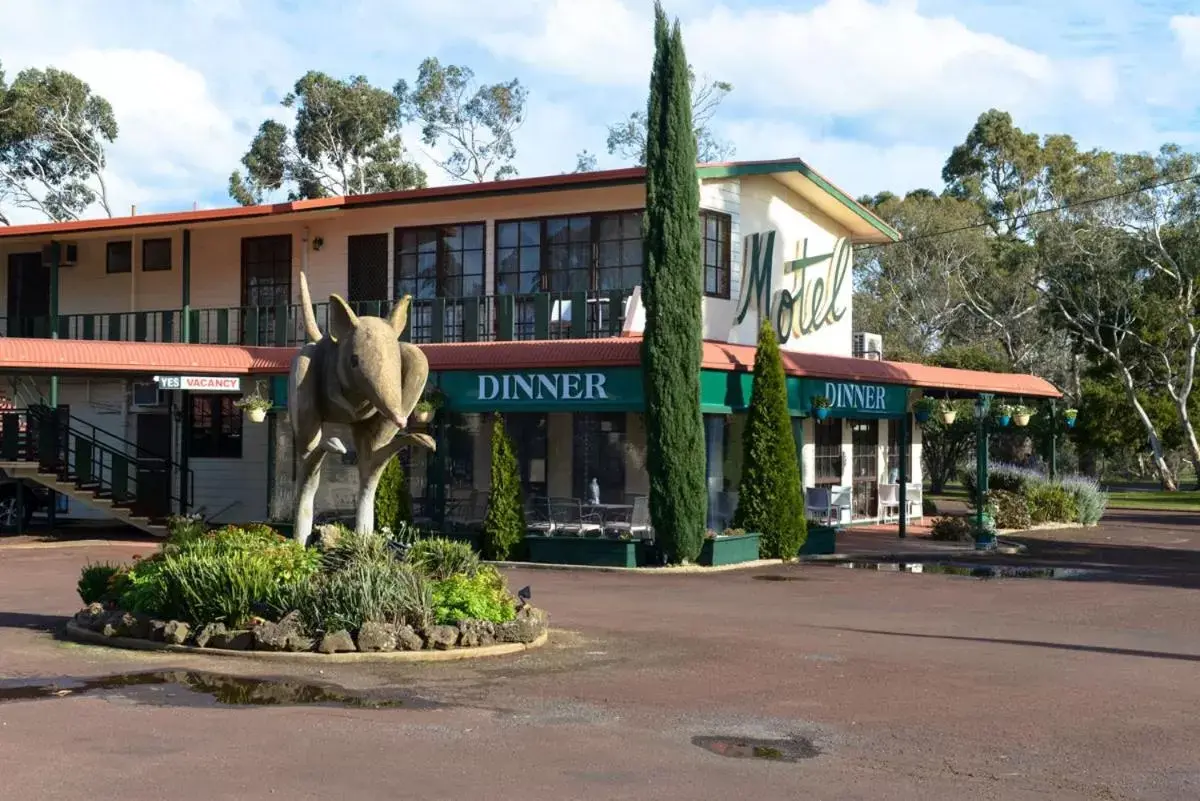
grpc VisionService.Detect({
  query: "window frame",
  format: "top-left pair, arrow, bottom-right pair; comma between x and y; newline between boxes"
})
701,209 -> 732,299
392,221 -> 488,300
493,208 -> 646,294
187,394 -> 243,459
141,237 -> 172,272
106,240 -> 132,274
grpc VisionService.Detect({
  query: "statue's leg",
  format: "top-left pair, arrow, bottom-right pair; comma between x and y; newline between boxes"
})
294,447 -> 326,545
351,418 -> 397,536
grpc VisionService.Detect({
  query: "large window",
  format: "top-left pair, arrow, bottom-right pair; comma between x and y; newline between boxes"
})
496,210 -> 643,294
701,210 -> 732,298
573,413 -> 628,503
814,418 -> 843,486
189,395 -> 242,459
394,224 -> 486,342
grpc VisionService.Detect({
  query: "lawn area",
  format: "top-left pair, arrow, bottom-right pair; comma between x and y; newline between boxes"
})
927,482 -> 1200,512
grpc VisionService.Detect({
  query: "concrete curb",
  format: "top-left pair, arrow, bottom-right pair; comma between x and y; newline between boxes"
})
486,558 -> 785,575
62,621 -> 549,663
0,539 -> 151,551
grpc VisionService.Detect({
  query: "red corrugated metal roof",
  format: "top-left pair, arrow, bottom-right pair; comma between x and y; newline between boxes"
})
0,336 -> 1061,398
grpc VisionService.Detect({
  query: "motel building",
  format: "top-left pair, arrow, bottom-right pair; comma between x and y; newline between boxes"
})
0,158 -> 1058,544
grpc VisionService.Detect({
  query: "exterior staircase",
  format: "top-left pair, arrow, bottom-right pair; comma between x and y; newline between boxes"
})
0,405 -> 191,537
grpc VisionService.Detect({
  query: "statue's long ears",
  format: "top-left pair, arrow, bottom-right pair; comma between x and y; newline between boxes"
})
298,271 -> 322,343
389,294 -> 412,335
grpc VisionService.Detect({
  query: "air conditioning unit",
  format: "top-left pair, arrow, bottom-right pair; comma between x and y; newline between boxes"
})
853,332 -> 883,360
131,381 -> 165,407
42,243 -> 78,266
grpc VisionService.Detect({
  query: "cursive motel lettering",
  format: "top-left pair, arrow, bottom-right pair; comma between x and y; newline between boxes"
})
478,372 -> 609,402
735,231 -> 851,344
825,381 -> 888,411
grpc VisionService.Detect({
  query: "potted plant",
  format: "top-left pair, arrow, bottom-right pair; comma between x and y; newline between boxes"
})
697,527 -> 761,566
994,403 -> 1013,427
413,388 -> 444,425
1064,408 -> 1078,428
913,397 -> 937,424
233,389 -> 272,423
938,400 -> 958,425
811,394 -> 832,421
1012,404 -> 1035,427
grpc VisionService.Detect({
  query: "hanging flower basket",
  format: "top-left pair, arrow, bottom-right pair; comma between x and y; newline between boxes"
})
233,389 -> 272,424
1013,405 -> 1034,427
1064,408 -> 1078,428
913,397 -> 937,424
413,406 -> 434,425
811,394 -> 832,421
994,403 -> 1013,427
938,401 -> 957,425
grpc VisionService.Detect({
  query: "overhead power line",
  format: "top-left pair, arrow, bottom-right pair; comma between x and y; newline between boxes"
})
856,170 -> 1200,251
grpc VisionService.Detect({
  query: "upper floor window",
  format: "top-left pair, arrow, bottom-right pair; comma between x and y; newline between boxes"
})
496,210 -> 643,294
106,241 -> 132,274
394,223 -> 485,300
142,238 -> 172,272
701,209 -> 731,299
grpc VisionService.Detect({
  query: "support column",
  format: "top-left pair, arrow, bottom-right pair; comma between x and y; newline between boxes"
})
179,390 -> 191,514
181,229 -> 192,343
48,242 -> 60,407
898,414 -> 908,539
1047,399 -> 1058,479
974,393 -> 993,549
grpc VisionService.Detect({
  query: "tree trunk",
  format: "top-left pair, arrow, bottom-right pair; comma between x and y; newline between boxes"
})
1117,367 -> 1178,491
1177,401 -> 1200,490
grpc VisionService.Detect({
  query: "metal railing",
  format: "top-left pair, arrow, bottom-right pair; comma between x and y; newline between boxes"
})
0,289 -> 635,347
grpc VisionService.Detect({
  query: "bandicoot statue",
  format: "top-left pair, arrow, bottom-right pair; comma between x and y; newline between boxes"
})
288,272 -> 435,544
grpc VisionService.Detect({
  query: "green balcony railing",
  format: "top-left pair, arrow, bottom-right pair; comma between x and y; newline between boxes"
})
0,289 -> 634,347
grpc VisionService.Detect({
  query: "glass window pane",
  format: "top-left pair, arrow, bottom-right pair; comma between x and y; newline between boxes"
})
621,240 -> 642,267
598,215 -> 620,241
569,216 -> 591,241
520,247 -> 541,273
705,214 -> 717,238
442,226 -> 463,251
547,247 -> 569,273
399,253 -> 417,279
520,271 -> 540,292
444,250 -> 463,278
520,221 -> 540,246
400,231 -> 418,253
417,229 -> 437,251
463,274 -> 484,297
624,212 -> 642,239
598,241 -> 620,268
418,252 -> 437,279
462,250 -> 483,277
705,240 -> 717,266
597,267 -> 622,291
569,243 -> 590,271
622,266 -> 642,288
463,224 -> 484,251
497,222 -> 518,249
546,218 -> 568,244
497,247 -> 518,275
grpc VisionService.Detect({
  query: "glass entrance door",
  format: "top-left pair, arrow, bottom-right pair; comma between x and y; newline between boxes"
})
850,420 -> 879,519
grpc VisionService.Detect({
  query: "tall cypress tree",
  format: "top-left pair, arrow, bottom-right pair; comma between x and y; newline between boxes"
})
482,414 -> 526,561
734,320 -> 807,558
641,2 -> 707,564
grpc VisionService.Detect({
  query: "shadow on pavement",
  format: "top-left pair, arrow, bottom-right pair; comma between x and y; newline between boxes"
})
1002,536 -> 1200,590
810,625 -> 1200,663
0,612 -> 66,633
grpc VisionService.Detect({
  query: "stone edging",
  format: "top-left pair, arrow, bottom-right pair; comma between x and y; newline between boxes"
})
62,621 -> 549,663
0,539 -> 150,551
485,558 -> 785,575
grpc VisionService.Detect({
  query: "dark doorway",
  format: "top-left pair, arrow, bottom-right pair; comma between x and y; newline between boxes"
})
347,233 -> 389,305
240,235 -> 292,345
851,420 -> 879,519
573,413 -> 626,503
7,252 -> 50,337
504,413 -> 548,499
134,413 -> 172,518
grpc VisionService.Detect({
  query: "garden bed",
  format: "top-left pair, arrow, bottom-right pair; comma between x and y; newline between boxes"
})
71,520 -> 548,659
524,535 -> 643,567
697,532 -> 761,566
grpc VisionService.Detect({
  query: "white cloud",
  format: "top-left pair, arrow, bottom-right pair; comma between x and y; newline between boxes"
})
1170,15 -> 1200,67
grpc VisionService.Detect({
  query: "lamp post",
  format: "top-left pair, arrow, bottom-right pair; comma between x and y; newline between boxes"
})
973,393 -> 995,550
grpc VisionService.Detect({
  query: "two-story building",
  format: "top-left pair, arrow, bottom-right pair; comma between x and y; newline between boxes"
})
0,158 -> 1059,536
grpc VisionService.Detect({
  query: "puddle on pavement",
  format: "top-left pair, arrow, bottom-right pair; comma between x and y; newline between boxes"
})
692,735 -> 821,763
816,561 -> 1098,580
0,670 -> 438,709
753,574 -> 806,582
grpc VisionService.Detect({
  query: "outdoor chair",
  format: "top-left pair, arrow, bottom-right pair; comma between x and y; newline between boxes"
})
829,485 -> 853,523
549,499 -> 584,536
905,483 -> 923,520
878,483 -> 900,522
525,496 -> 555,535
805,487 -> 833,523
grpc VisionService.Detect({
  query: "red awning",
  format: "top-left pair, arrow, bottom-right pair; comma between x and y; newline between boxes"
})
0,336 -> 1061,398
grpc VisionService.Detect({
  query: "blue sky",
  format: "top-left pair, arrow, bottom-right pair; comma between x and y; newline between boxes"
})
3,0 -> 1200,224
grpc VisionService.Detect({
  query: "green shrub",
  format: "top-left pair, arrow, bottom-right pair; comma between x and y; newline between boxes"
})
289,559 -> 432,634
407,537 -> 479,581
1059,475 -> 1108,525
733,320 -> 807,559
987,489 -> 1032,530
929,516 -> 971,542
166,513 -> 207,547
962,463 -> 1044,504
77,562 -> 121,604
374,456 -> 412,534
320,527 -> 394,573
922,498 -> 938,516
482,415 -> 526,560
431,565 -> 516,625
1026,483 -> 1079,524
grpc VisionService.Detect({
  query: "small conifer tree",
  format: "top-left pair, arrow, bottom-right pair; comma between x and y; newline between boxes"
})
733,320 -> 807,558
375,455 -> 412,533
482,414 -> 526,560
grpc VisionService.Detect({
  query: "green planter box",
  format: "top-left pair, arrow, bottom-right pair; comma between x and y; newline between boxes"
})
525,536 -> 642,567
697,532 -> 762,566
799,525 -> 837,556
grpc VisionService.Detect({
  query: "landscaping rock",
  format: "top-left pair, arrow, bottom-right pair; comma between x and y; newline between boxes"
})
194,622 -> 227,648
74,603 -> 106,631
253,612 -> 312,652
315,523 -> 343,550
426,624 -> 458,650
356,621 -> 397,652
318,630 -> 357,654
395,624 -> 424,651
101,611 -> 151,639
457,619 -> 496,648
148,620 -> 168,642
209,630 -> 254,650
162,621 -> 191,646
497,606 -> 547,644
